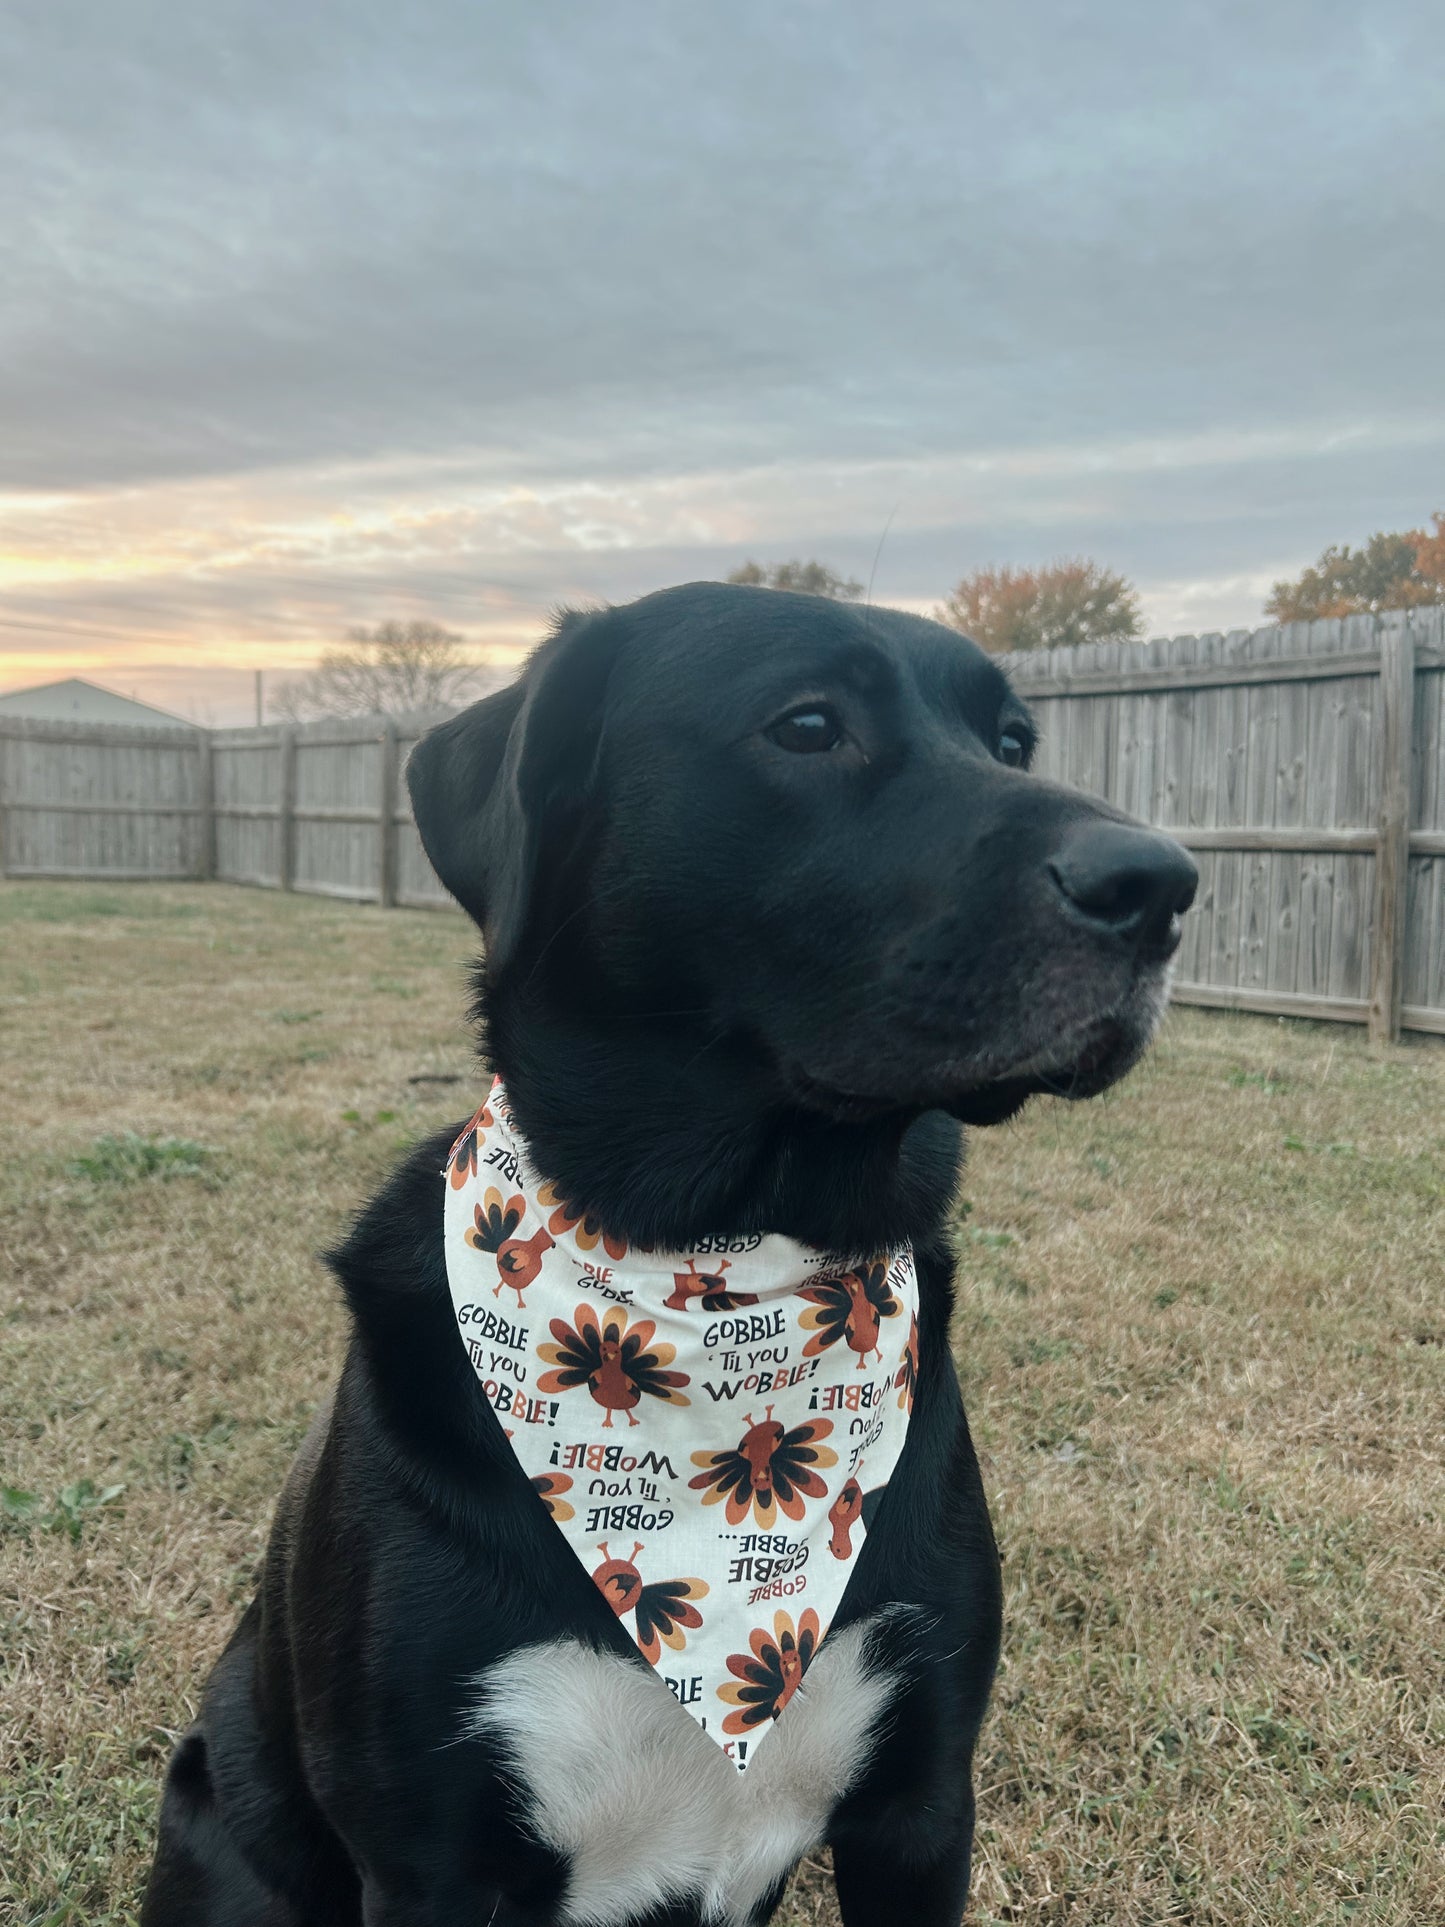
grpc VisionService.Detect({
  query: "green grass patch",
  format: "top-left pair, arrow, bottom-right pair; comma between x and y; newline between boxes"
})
67,1134 -> 216,1184
3,1478 -> 126,1543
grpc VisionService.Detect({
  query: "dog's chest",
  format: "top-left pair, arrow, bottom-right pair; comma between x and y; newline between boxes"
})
467,1618 -> 897,1926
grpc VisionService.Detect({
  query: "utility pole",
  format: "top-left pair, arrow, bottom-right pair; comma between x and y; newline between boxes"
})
254,669 -> 263,727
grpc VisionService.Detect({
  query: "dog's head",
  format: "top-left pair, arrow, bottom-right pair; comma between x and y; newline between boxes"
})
408,583 -> 1196,1127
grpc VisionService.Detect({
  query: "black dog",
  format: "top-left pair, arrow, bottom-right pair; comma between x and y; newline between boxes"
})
143,583 -> 1195,1926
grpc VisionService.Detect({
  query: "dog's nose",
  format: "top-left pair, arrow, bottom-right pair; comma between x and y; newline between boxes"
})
1048,822 -> 1198,949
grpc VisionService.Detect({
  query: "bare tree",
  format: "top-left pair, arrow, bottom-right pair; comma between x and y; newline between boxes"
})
726,559 -> 866,600
272,621 -> 491,721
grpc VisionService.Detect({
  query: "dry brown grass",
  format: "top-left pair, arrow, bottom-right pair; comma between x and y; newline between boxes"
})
2,880 -> 1442,1927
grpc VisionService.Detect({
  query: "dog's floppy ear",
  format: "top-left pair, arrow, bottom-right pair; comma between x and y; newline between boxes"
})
406,606 -> 626,975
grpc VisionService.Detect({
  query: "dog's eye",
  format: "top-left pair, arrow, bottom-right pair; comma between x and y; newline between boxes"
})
767,706 -> 844,754
998,727 -> 1029,768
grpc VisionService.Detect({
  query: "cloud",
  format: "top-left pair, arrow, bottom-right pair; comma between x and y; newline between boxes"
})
2,0 -> 1442,717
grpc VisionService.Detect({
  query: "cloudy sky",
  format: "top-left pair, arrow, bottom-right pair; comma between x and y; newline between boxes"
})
3,0 -> 1442,721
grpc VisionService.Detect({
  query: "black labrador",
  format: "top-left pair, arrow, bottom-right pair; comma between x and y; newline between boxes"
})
142,582 -> 1196,1927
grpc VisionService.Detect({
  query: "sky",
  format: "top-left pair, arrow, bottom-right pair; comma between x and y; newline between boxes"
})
3,0 -> 1442,722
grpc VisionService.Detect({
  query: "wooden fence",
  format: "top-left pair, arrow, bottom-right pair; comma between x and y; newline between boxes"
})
0,710 -> 454,913
0,719 -> 208,883
999,605 -> 1445,1041
1,608 -> 1442,1040
208,713 -> 453,910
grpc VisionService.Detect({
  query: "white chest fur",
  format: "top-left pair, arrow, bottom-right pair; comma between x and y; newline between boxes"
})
465,1614 -> 899,1926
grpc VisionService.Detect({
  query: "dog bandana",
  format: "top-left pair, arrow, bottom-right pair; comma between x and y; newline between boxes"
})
443,1080 -> 918,1771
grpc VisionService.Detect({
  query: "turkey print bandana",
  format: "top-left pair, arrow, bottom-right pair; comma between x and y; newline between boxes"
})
443,1080 -> 918,1771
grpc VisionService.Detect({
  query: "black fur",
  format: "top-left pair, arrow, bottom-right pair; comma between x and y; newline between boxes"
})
143,583 -> 1195,1926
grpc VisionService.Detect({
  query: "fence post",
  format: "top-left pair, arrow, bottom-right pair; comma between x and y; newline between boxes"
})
195,731 -> 216,881
1367,615 -> 1416,1043
278,728 -> 297,893
376,717 -> 399,908
0,723 -> 9,879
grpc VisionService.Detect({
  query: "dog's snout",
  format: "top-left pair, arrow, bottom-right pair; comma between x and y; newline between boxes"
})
1048,823 -> 1198,948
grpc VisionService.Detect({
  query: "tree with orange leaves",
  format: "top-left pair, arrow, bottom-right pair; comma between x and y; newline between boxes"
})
1265,515 -> 1445,622
936,558 -> 1142,655
1412,512 -> 1445,591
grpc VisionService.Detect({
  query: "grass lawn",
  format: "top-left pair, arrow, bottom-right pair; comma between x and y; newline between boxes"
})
2,880 -> 1442,1927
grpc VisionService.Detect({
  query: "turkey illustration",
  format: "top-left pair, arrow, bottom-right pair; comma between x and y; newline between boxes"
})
799,1260 -> 900,1370
663,1258 -> 760,1313
591,1542 -> 708,1663
536,1304 -> 691,1427
446,1100 -> 493,1192
462,1186 -> 556,1307
688,1405 -> 837,1528
718,1609 -> 822,1735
